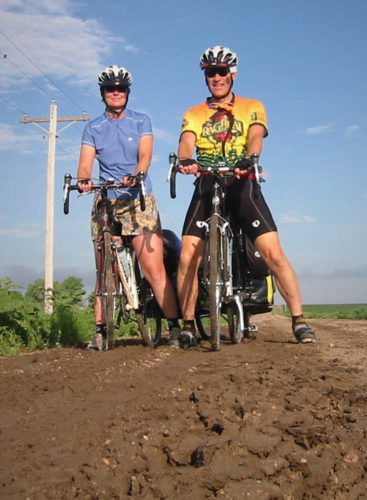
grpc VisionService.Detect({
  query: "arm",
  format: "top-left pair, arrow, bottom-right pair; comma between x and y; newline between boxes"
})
77,144 -> 96,192
178,131 -> 199,175
234,124 -> 266,179
246,123 -> 265,157
123,134 -> 153,186
136,134 -> 153,175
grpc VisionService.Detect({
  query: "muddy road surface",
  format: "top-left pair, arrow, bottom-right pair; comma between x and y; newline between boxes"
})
1,314 -> 367,499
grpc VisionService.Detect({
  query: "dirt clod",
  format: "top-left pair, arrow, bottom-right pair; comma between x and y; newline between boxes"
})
0,314 -> 366,498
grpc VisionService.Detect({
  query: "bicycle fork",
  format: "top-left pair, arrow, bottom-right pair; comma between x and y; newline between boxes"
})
197,217 -> 246,334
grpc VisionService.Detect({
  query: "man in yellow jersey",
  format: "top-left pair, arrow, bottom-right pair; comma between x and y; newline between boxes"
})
172,45 -> 316,347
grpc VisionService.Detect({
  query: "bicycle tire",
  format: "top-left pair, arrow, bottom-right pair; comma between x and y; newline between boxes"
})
103,232 -> 116,350
227,302 -> 245,344
136,279 -> 162,348
195,309 -> 211,340
209,214 -> 223,351
136,298 -> 162,348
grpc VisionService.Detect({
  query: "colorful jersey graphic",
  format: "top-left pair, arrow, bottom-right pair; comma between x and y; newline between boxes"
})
181,96 -> 268,166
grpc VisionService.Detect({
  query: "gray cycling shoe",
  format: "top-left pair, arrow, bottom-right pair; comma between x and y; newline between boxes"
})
293,323 -> 316,344
86,333 -> 104,351
168,327 -> 181,347
168,328 -> 197,348
178,330 -> 197,348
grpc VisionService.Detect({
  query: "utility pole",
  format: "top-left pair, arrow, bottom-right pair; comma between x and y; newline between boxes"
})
19,100 -> 89,314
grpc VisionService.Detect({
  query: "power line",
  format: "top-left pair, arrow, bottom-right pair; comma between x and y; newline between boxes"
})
0,94 -> 29,116
2,48 -> 54,97
1,49 -> 88,136
0,29 -> 87,114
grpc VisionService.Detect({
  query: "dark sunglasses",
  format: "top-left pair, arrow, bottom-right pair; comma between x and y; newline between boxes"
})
205,67 -> 230,78
104,85 -> 129,93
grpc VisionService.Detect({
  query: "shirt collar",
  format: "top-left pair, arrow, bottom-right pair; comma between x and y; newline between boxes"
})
206,93 -> 235,109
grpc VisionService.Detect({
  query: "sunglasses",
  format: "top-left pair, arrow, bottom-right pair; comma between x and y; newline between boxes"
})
205,67 -> 230,78
104,85 -> 129,93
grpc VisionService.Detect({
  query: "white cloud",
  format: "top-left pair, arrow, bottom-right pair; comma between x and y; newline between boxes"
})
0,0 -> 139,88
0,122 -> 44,151
305,123 -> 333,135
279,211 -> 316,224
0,227 -> 40,238
153,127 -> 178,144
344,125 -> 360,137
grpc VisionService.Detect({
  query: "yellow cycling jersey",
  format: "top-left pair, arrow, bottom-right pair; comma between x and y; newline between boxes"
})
180,95 -> 268,167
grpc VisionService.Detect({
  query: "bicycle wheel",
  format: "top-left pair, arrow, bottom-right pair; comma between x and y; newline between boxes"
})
195,309 -> 211,340
195,281 -> 211,340
209,214 -> 223,351
136,279 -> 162,348
226,302 -> 245,344
102,232 -> 116,350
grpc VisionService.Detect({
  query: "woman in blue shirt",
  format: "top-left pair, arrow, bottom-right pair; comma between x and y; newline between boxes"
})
77,65 -> 179,349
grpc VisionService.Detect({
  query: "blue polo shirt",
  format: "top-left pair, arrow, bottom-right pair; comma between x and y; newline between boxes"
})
81,109 -> 153,199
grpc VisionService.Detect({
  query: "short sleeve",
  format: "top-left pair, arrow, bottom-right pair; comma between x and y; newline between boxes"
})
249,100 -> 268,137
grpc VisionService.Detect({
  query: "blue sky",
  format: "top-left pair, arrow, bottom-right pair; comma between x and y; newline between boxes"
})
1,0 -> 366,305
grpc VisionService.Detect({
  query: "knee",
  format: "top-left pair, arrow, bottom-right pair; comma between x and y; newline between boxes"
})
144,261 -> 166,283
179,239 -> 203,272
255,233 -> 287,270
259,244 -> 286,271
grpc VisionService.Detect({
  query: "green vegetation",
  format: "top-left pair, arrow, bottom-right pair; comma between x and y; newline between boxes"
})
0,277 -> 93,356
0,277 -> 140,356
273,303 -> 367,320
1,276 -> 366,356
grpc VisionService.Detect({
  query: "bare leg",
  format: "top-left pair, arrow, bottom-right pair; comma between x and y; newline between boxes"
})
177,235 -> 204,321
254,231 -> 303,316
133,233 -> 178,318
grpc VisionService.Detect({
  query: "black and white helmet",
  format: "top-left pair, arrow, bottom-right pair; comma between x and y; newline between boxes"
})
200,46 -> 238,73
98,65 -> 133,87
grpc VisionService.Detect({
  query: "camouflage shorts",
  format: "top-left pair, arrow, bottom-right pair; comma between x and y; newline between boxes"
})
91,194 -> 162,240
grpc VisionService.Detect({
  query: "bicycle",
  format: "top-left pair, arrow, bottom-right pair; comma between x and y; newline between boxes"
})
63,172 -> 162,350
168,153 -> 275,351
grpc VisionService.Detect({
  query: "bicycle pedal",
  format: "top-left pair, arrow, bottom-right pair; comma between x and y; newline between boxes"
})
249,324 -> 258,333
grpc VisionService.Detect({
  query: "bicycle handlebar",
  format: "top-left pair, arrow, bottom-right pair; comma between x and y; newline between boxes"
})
167,153 -> 263,199
63,171 -> 147,215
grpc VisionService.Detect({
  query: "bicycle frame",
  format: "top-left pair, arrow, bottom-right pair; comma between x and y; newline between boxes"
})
198,172 -> 247,349
63,173 -> 162,349
168,153 -> 269,350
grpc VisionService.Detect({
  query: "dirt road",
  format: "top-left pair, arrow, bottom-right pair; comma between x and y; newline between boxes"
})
1,314 -> 367,499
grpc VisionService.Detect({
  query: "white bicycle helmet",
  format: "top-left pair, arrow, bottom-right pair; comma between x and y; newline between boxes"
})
98,65 -> 133,87
200,46 -> 238,73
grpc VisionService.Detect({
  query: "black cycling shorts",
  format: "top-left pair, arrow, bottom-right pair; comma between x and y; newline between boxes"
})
182,175 -> 277,242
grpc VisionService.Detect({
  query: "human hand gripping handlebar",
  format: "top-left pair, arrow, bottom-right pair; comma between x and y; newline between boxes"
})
167,153 -> 264,199
63,171 -> 147,215
129,171 -> 146,211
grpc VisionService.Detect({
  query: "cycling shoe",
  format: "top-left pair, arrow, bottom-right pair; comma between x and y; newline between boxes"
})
86,333 -> 104,351
168,327 -> 181,347
293,323 -> 316,344
178,330 -> 197,349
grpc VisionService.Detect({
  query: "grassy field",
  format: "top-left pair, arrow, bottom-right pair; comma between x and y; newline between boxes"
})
272,304 -> 367,320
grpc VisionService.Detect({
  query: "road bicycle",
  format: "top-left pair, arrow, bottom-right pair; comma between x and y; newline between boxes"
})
63,172 -> 162,349
168,153 -> 275,351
